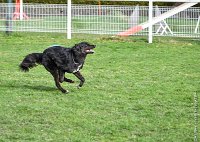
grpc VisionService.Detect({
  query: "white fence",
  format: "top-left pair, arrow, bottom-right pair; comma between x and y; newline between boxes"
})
0,3 -> 200,38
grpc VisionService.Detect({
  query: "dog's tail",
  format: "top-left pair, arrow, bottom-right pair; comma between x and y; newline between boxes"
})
19,53 -> 43,72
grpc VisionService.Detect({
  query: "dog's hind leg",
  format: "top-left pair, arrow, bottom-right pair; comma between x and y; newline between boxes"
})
73,71 -> 85,88
50,70 -> 68,93
58,70 -> 65,83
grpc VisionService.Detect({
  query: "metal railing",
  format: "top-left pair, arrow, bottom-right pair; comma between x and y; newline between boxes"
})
0,3 -> 200,38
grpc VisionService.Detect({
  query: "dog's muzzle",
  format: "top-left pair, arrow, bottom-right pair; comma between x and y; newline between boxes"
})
86,45 -> 95,54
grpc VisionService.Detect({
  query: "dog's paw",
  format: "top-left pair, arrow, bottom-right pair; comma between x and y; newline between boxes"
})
62,90 -> 69,94
77,85 -> 82,89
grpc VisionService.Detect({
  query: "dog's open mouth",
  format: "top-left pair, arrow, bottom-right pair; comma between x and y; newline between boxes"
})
85,45 -> 95,54
86,49 -> 95,54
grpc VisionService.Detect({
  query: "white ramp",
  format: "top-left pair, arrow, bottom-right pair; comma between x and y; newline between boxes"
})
155,5 -> 173,35
118,2 -> 197,36
195,16 -> 200,33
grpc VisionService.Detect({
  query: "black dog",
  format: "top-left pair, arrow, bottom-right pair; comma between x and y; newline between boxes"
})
20,42 -> 96,93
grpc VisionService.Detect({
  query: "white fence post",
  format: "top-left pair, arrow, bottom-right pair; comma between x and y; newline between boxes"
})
148,0 -> 153,43
67,0 -> 72,39
20,0 -> 23,20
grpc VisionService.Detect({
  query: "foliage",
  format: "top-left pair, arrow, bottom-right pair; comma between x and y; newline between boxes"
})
0,32 -> 200,141
1,0 -> 200,6
0,0 -> 174,6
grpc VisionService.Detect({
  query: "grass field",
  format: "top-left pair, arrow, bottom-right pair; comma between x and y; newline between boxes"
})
0,32 -> 200,141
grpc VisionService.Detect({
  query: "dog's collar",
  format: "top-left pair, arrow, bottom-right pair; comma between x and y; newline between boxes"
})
72,57 -> 79,65
71,53 -> 79,65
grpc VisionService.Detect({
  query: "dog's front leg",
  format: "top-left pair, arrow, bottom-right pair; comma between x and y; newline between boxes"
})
73,71 -> 85,88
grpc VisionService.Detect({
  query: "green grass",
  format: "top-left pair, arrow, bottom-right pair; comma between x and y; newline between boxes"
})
0,32 -> 200,141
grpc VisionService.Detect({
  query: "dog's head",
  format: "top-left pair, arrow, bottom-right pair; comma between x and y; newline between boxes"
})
72,42 -> 95,55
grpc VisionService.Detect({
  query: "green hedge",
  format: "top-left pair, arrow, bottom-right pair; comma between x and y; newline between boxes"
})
1,0 -> 200,7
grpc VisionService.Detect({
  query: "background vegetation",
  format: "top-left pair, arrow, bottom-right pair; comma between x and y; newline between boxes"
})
1,0 -> 199,7
0,0 -> 177,6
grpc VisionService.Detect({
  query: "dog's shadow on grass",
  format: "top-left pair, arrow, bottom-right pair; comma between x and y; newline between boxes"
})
22,84 -> 56,92
2,83 -> 56,93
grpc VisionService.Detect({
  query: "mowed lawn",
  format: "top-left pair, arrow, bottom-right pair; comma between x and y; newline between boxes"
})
0,32 -> 200,141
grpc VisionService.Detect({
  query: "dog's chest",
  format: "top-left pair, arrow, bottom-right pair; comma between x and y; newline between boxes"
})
72,63 -> 83,73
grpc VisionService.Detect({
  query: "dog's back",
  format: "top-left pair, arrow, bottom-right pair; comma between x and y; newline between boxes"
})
42,46 -> 73,71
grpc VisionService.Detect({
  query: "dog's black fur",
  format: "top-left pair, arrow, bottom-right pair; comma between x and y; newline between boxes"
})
20,42 -> 96,93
